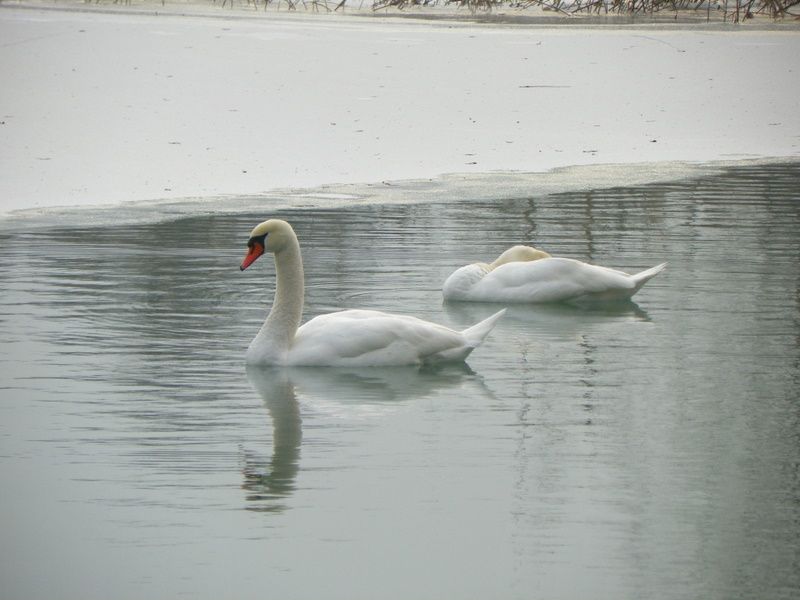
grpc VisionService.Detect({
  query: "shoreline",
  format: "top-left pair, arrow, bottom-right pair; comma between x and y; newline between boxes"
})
3,156 -> 796,231
4,0 -> 799,27
1,2 -> 798,217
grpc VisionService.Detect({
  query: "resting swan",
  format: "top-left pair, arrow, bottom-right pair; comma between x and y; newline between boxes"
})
240,219 -> 504,366
443,245 -> 666,304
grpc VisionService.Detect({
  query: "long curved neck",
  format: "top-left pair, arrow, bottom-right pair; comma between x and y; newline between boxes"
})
255,240 -> 304,358
268,241 -> 304,342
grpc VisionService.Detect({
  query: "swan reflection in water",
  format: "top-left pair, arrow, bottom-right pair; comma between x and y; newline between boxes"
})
242,367 -> 302,512
243,363 -> 484,512
443,298 -> 651,340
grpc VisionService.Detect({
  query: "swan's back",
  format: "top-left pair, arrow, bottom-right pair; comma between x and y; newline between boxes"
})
455,257 -> 641,303
288,309 -> 502,367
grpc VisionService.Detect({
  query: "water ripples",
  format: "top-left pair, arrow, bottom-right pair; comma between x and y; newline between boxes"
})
1,162 -> 799,599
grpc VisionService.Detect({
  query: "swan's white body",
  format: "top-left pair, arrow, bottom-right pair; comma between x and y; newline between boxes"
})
443,245 -> 666,304
241,219 -> 504,367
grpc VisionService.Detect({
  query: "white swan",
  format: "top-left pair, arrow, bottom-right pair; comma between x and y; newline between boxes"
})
443,245 -> 666,304
240,219 -> 505,366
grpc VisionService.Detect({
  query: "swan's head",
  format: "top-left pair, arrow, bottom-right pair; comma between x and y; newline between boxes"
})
240,219 -> 297,271
490,245 -> 551,269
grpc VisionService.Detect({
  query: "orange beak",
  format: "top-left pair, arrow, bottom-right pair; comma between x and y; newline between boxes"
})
240,241 -> 264,271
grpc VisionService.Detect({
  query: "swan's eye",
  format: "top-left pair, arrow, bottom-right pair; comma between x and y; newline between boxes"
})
248,233 -> 267,248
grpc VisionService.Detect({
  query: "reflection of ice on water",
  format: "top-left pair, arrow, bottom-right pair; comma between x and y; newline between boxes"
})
243,363 -> 494,512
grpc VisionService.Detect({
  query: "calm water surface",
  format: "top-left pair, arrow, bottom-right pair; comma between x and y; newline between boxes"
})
1,162 -> 799,599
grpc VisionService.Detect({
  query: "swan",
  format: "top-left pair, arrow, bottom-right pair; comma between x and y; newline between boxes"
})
240,219 -> 505,366
443,245 -> 666,304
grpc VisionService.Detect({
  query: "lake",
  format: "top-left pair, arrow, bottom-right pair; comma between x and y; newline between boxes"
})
1,161 -> 798,599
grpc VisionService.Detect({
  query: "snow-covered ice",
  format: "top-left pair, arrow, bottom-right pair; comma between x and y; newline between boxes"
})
1,2 -> 798,215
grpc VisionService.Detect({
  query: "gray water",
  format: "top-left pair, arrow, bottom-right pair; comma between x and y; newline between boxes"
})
1,162 -> 799,600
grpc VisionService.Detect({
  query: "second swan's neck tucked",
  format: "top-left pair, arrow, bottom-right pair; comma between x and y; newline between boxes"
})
249,237 -> 304,363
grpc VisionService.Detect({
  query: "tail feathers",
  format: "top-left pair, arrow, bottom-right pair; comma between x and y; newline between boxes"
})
462,308 -> 506,347
631,262 -> 667,290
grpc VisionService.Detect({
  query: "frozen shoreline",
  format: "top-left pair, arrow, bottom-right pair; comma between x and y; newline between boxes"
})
1,2 -> 798,217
